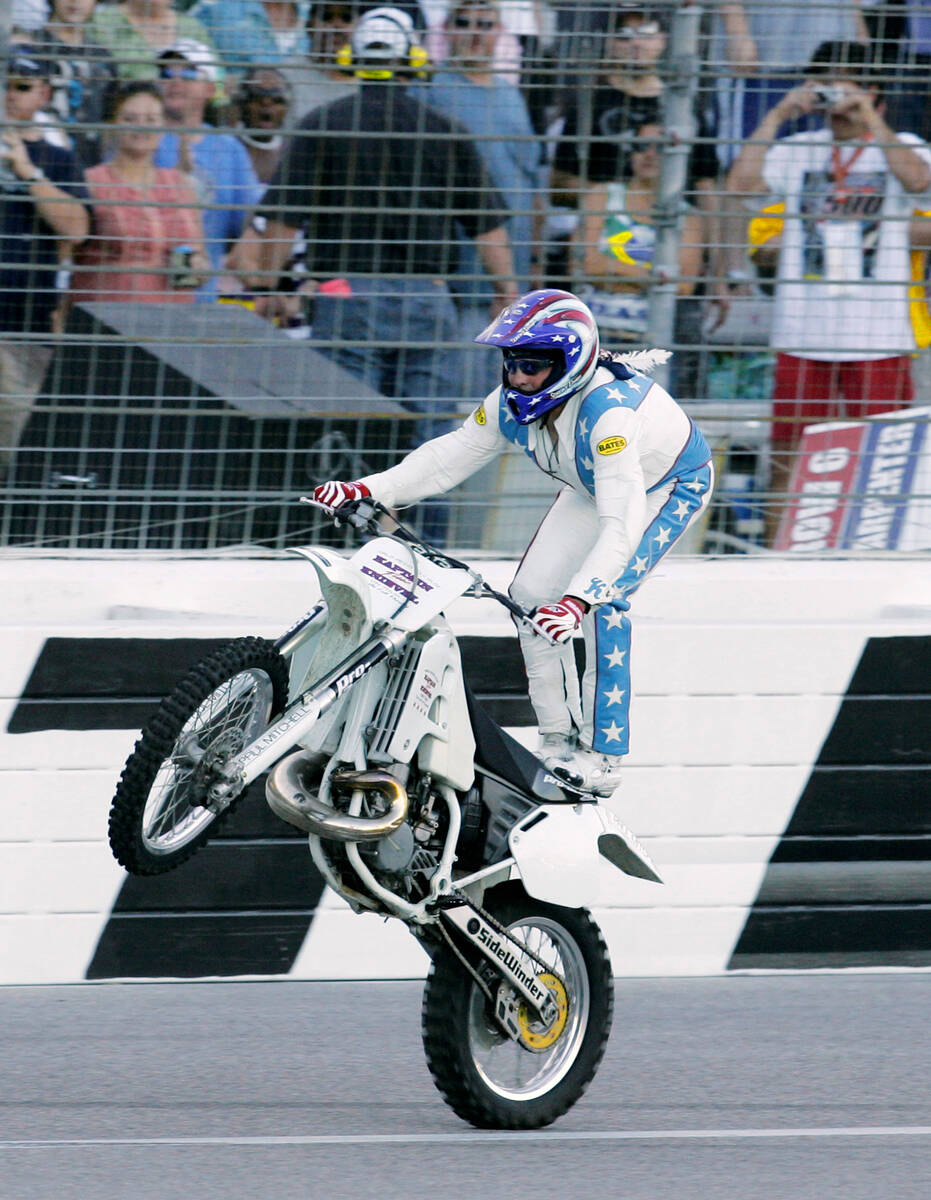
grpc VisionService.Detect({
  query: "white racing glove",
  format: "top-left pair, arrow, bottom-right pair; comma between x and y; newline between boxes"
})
312,480 -> 371,510
530,596 -> 587,645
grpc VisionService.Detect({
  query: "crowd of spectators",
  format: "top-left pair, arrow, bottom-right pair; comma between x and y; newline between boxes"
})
4,1 -> 931,546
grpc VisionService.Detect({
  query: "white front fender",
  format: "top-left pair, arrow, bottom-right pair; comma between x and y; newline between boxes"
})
508,802 -> 662,909
289,547 -> 373,696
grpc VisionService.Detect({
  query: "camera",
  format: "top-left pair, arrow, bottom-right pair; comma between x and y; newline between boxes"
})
813,84 -> 848,109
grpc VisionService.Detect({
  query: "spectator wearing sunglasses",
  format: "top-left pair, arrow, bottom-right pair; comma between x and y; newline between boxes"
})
233,67 -> 293,183
289,1 -> 361,120
424,0 -> 522,85
547,3 -> 717,397
87,0 -> 218,81
551,2 -> 667,207
411,0 -> 542,395
0,47 -> 89,479
29,0 -> 118,168
223,67 -> 304,302
571,121 -> 702,345
152,41 -> 263,300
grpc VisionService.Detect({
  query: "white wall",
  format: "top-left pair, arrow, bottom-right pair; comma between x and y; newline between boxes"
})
2,555 -> 929,984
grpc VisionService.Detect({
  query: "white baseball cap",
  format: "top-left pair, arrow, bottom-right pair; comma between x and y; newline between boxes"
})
158,39 -> 220,84
350,6 -> 415,63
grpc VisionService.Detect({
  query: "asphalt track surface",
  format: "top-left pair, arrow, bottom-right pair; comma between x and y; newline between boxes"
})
2,974 -> 929,1200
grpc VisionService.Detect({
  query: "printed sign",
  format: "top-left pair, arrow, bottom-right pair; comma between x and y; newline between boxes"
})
775,407 -> 931,551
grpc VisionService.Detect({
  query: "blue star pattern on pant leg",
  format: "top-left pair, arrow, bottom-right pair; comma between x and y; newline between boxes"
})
592,603 -> 632,754
587,457 -> 712,756
614,459 -> 713,598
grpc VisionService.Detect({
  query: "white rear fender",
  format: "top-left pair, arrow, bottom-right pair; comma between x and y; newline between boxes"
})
508,802 -> 662,909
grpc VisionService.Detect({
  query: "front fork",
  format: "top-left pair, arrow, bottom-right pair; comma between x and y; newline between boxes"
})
205,625 -> 410,810
439,902 -> 560,1028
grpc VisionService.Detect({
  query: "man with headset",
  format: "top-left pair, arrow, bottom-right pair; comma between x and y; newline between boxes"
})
313,289 -> 714,796
251,5 -> 517,416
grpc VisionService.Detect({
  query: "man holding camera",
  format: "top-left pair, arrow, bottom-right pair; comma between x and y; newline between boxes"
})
726,40 -> 931,539
1,47 -> 89,479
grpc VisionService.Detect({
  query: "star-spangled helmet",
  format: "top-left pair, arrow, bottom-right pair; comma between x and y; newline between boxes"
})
473,288 -> 600,425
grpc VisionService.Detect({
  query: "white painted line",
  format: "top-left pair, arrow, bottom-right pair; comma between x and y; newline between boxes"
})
2,1127 -> 930,1149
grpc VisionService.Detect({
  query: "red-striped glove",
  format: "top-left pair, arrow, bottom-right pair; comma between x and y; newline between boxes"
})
312,480 -> 371,510
530,596 -> 587,644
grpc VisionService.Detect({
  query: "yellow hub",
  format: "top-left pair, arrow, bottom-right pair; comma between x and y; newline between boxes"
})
517,973 -> 569,1050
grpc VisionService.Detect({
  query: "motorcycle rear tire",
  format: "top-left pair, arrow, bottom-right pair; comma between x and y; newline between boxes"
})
421,882 -> 613,1129
108,637 -> 289,875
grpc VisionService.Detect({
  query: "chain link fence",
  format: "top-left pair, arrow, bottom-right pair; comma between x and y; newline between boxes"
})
2,1 -> 929,555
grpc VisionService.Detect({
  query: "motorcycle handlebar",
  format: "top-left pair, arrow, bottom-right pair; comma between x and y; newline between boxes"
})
299,495 -> 537,628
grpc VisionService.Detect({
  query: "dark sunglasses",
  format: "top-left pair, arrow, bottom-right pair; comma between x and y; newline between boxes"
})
319,6 -> 355,22
453,15 -> 497,30
243,86 -> 289,102
503,354 -> 557,375
8,80 -> 42,92
159,64 -> 201,80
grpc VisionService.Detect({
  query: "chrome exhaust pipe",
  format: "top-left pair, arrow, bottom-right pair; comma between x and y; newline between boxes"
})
266,751 -> 408,841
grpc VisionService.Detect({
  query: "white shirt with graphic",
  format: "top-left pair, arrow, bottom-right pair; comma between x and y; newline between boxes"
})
762,127 -> 931,360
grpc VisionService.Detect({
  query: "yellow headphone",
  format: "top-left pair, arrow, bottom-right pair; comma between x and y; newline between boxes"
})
335,8 -> 431,80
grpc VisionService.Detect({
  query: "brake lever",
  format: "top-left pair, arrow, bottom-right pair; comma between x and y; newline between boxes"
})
299,495 -> 383,532
477,582 -> 543,637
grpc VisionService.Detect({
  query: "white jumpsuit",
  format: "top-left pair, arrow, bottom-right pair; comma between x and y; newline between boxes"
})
360,362 -> 713,755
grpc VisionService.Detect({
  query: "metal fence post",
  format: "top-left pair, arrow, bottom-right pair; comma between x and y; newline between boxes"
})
649,1 -> 703,393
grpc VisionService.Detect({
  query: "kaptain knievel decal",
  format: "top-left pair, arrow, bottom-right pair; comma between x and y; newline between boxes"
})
361,553 -> 436,603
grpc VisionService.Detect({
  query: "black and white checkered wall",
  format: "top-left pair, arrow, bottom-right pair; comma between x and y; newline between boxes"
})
2,558 -> 930,982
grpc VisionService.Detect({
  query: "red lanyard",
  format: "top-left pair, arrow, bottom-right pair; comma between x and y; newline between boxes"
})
830,135 -> 872,199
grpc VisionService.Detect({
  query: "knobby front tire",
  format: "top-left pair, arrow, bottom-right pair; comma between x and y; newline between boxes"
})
108,637 -> 289,875
421,882 -> 614,1129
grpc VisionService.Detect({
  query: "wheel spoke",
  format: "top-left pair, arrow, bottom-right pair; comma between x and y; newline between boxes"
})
468,916 -> 589,1103
140,668 -> 275,856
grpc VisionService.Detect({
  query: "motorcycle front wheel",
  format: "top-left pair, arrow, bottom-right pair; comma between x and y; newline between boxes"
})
421,882 -> 613,1129
108,637 -> 289,875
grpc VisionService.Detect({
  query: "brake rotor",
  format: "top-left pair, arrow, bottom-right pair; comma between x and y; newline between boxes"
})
517,972 -> 569,1051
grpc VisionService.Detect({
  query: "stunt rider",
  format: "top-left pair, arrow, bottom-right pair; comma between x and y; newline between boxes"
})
313,288 -> 714,795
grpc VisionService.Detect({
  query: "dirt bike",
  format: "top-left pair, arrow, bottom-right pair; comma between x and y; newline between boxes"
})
107,498 -> 662,1129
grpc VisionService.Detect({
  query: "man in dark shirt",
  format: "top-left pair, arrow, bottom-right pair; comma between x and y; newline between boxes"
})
1,47 -> 89,478
252,5 -> 517,410
552,4 -> 666,197
552,4 -> 717,204
32,0 -> 118,168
